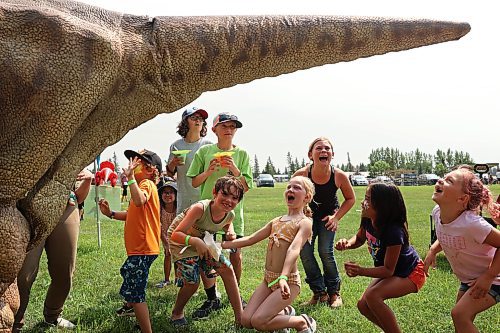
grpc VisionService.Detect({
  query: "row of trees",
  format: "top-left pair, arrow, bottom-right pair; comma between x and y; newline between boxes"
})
253,147 -> 475,178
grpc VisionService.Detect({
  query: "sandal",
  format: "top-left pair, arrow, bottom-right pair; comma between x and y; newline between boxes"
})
283,305 -> 296,316
298,314 -> 316,333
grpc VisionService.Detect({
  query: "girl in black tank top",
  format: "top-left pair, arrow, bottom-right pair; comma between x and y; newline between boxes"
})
308,165 -> 340,220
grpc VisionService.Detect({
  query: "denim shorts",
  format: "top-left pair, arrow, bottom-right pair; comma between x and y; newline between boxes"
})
174,254 -> 230,287
459,282 -> 500,303
119,255 -> 157,303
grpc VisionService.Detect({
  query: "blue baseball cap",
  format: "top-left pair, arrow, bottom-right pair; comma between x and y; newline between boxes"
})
181,106 -> 208,120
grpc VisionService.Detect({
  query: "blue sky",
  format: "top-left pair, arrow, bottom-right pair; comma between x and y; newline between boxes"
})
80,0 -> 499,172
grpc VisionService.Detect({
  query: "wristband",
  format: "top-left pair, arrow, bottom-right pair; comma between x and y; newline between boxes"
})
127,179 -> 137,186
185,235 -> 191,246
267,275 -> 288,288
110,211 -> 115,219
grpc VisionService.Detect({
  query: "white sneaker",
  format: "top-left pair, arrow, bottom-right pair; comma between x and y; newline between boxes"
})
45,317 -> 76,330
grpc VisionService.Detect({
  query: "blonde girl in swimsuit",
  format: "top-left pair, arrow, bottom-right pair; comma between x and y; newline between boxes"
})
222,176 -> 317,333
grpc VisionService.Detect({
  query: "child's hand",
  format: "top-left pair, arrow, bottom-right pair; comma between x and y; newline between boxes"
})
225,230 -> 236,241
323,215 -> 339,231
76,169 -> 93,181
221,240 -> 232,249
468,274 -> 494,299
171,156 -> 184,167
423,251 -> 437,276
344,261 -> 360,277
98,198 -> 111,217
193,238 -> 211,260
335,239 -> 349,251
207,159 -> 220,174
279,279 -> 290,300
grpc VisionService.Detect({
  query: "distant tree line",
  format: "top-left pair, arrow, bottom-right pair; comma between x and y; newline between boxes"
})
253,148 -> 474,178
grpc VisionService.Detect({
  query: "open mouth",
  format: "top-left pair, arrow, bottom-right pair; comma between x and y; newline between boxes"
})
287,194 -> 295,202
319,156 -> 328,162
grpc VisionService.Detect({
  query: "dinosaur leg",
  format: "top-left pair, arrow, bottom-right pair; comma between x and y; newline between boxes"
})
0,205 -> 30,332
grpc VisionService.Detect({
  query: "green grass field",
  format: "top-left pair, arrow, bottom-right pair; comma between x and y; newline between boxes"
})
22,184 -> 500,332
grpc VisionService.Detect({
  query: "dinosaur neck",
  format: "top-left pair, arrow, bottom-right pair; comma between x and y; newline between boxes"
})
150,15 -> 470,98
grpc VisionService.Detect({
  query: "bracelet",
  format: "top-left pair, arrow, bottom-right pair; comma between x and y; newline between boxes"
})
185,235 -> 191,246
267,275 -> 288,288
110,211 -> 115,219
127,179 -> 137,186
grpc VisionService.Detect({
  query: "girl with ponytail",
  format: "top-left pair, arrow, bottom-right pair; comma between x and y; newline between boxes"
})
222,176 -> 317,333
424,167 -> 500,333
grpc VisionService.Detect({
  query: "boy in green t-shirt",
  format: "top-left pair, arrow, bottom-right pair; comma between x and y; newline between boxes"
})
187,112 -> 253,317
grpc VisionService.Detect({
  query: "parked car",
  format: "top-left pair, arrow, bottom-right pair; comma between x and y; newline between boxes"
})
372,175 -> 394,184
256,174 -> 275,187
351,175 -> 369,186
417,173 -> 440,185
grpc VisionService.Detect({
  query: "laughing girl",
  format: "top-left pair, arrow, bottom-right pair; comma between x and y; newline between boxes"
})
424,166 -> 500,333
222,176 -> 317,333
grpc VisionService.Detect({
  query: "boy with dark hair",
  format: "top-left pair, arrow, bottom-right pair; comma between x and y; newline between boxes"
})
187,112 -> 253,318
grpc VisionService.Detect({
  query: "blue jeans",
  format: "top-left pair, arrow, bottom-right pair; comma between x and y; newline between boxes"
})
300,217 -> 341,295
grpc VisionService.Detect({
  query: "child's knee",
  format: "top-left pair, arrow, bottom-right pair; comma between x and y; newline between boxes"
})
241,312 -> 253,329
250,314 -> 268,331
451,304 -> 471,322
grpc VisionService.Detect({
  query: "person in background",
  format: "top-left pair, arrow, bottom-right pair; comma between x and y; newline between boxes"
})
120,172 -> 128,203
155,179 -> 178,288
14,169 -> 93,331
293,137 -> 355,308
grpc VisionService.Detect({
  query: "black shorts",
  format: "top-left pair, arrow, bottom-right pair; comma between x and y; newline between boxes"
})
122,184 -> 128,196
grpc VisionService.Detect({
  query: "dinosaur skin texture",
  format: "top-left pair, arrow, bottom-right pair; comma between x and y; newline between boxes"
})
0,0 -> 469,330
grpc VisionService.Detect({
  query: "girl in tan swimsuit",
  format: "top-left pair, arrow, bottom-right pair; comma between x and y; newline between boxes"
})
222,176 -> 318,333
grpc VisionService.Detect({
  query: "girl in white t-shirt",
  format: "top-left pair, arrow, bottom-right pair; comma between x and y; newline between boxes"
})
424,166 -> 500,333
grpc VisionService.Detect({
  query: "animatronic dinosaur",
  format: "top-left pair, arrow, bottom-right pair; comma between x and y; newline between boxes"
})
0,0 -> 469,330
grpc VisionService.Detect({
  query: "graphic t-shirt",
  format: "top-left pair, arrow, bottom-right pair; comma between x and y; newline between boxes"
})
361,218 -> 420,278
432,205 -> 500,285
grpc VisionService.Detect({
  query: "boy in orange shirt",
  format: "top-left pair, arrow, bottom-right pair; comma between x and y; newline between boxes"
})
99,149 -> 162,333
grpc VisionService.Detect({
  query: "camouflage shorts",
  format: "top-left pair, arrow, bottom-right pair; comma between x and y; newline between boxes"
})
174,254 -> 230,287
119,255 -> 157,303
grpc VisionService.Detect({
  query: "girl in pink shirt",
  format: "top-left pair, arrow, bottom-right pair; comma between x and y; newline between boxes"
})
424,166 -> 500,333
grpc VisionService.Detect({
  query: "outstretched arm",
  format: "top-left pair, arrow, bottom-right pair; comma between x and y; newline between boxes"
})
222,221 -> 272,249
335,226 -> 366,251
345,244 -> 401,278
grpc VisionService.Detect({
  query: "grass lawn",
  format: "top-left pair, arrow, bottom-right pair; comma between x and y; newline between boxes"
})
22,184 -> 499,332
